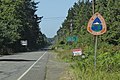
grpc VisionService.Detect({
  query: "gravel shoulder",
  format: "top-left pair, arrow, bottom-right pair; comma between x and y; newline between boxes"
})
45,52 -> 69,80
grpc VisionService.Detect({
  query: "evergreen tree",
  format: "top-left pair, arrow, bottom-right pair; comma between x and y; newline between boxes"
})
0,0 -> 46,54
0,0 -> 21,54
56,0 -> 120,48
13,0 -> 45,51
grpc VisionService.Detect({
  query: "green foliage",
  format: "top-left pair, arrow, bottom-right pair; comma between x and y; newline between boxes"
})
0,0 -> 21,54
0,0 -> 46,54
54,0 -> 120,79
55,50 -> 73,62
0,0 -> 21,42
95,0 -> 120,45
13,0 -> 45,51
69,44 -> 120,80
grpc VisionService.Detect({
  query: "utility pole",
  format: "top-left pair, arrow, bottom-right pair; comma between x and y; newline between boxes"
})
92,0 -> 95,14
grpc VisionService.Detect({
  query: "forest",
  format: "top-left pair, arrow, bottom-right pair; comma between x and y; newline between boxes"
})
0,0 -> 48,55
54,0 -> 120,80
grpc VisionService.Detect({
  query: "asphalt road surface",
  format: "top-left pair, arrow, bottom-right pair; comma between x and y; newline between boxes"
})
0,51 -> 49,80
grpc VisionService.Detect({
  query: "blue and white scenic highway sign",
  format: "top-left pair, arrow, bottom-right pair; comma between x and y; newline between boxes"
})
87,12 -> 107,35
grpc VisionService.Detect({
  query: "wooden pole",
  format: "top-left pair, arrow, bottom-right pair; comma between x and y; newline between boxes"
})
92,0 -> 95,14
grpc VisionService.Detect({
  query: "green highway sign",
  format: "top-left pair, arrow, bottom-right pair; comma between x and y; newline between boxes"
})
66,36 -> 78,42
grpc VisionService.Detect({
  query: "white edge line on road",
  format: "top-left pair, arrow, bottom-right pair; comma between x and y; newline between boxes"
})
17,51 -> 47,80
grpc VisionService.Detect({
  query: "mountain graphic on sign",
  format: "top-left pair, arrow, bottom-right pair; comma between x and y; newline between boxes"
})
91,17 -> 103,32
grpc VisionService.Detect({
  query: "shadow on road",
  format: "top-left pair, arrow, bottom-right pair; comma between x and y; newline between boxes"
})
0,59 -> 36,62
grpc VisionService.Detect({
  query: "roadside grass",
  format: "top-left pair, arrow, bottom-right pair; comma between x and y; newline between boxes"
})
70,62 -> 120,80
54,45 -> 120,80
60,66 -> 120,80
54,49 -> 73,62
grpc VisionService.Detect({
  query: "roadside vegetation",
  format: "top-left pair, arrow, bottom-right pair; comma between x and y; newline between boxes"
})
53,0 -> 120,80
0,0 -> 48,55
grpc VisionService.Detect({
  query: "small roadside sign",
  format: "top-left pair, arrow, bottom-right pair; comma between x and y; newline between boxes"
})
72,49 -> 82,56
87,12 -> 107,35
21,40 -> 27,46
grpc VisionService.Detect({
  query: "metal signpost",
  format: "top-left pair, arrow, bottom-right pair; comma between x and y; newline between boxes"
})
87,0 -> 107,70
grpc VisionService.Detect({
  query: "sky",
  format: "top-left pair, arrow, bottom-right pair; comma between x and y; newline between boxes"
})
35,0 -> 79,38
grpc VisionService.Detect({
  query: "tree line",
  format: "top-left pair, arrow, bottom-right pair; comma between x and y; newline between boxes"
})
0,0 -> 47,55
55,0 -> 120,49
54,0 -> 120,79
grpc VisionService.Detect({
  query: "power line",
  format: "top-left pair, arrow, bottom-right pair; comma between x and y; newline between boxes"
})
43,17 -> 66,20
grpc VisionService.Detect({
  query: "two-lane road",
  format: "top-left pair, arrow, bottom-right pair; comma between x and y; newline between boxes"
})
0,51 -> 49,80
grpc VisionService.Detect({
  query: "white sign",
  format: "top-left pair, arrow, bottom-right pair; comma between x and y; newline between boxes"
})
72,49 -> 82,56
21,40 -> 27,46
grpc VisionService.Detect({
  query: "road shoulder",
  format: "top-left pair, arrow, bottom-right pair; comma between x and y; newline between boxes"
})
45,52 -> 69,80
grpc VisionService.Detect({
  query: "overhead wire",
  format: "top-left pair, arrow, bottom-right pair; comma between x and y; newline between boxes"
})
41,17 -> 66,21
43,17 -> 66,19
41,16 -> 78,23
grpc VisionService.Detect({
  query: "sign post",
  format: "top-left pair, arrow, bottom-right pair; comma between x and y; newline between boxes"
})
87,12 -> 107,70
